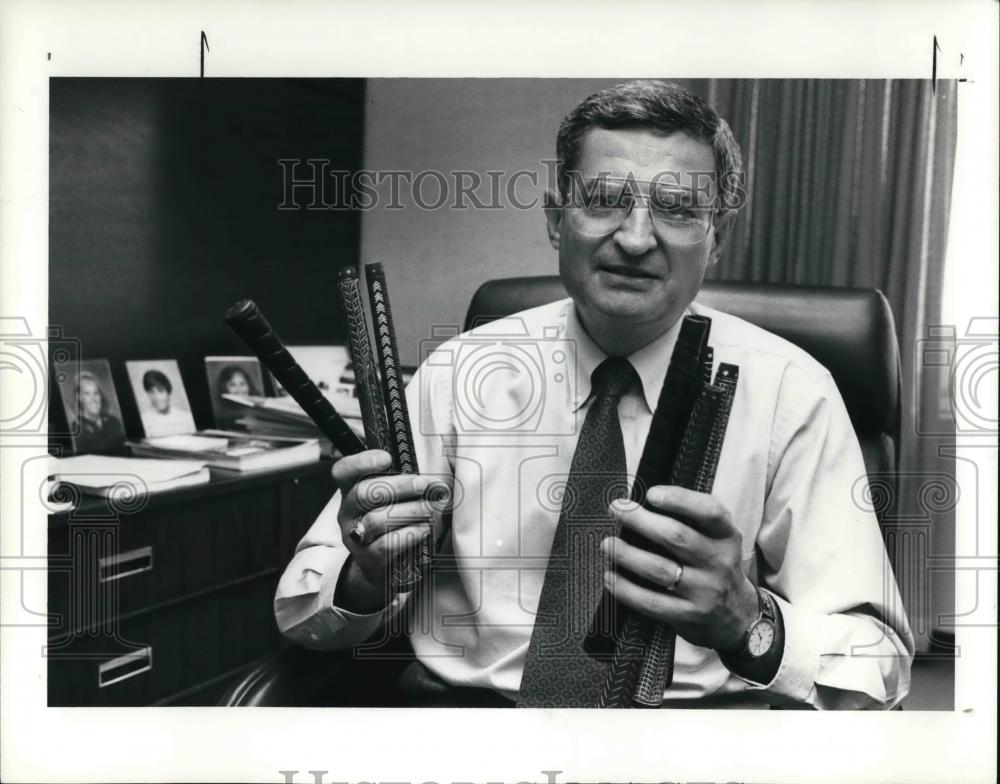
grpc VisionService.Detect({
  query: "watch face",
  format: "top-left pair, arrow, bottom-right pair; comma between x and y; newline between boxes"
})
748,621 -> 775,657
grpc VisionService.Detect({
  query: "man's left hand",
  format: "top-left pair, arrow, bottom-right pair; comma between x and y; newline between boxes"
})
601,485 -> 759,654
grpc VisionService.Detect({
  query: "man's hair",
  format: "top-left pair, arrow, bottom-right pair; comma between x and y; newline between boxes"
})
142,369 -> 172,393
556,80 -> 744,212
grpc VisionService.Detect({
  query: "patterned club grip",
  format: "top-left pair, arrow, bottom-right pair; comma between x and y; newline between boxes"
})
597,613 -> 650,708
337,266 -> 423,591
586,315 -> 710,660
632,364 -> 739,707
596,318 -> 713,707
365,263 -> 432,582
364,263 -> 418,474
337,267 -> 393,454
223,299 -> 365,456
632,623 -> 676,706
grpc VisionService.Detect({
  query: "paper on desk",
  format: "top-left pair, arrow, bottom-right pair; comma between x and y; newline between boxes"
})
224,389 -> 362,420
146,434 -> 230,452
52,454 -> 208,489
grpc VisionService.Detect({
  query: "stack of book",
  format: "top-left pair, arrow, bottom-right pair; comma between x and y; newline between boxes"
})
221,394 -> 363,456
51,454 -> 211,500
222,360 -> 418,454
129,430 -> 321,472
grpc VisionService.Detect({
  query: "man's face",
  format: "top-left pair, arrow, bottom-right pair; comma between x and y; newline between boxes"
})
547,127 -> 729,342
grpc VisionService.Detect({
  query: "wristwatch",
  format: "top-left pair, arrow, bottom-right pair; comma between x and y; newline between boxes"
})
744,587 -> 777,658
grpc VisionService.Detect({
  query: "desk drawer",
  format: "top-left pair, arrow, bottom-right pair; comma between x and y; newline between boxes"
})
47,575 -> 281,706
48,484 -> 282,633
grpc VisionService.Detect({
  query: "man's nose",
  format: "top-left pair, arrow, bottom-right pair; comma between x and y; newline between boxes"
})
613,201 -> 657,256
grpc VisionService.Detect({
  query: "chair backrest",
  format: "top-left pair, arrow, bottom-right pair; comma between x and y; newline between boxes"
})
464,276 -> 901,513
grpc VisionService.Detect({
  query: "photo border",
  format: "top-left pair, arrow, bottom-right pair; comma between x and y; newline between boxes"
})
1,2 -> 996,783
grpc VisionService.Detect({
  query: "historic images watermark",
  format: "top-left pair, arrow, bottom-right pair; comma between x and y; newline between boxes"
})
276,159 -> 748,213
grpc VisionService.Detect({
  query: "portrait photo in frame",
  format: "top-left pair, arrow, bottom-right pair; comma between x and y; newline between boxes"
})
125,358 -> 196,439
204,355 -> 266,429
55,358 -> 126,454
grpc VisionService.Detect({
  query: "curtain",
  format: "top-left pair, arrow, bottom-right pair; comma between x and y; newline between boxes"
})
704,79 -> 959,650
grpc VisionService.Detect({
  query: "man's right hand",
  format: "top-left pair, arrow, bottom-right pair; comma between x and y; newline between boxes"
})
332,449 -> 442,613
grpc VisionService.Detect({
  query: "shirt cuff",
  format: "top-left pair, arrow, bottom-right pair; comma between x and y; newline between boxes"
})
276,547 -> 404,649
321,548 -> 407,643
732,590 -> 822,704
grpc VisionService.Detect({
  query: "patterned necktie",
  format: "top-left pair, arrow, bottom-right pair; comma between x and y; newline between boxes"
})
517,357 -> 637,708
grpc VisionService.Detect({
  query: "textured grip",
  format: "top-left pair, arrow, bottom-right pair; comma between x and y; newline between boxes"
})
365,263 -> 418,474
632,364 -> 739,707
586,315 -> 710,659
597,613 -> 649,708
223,298 -> 365,456
365,263 -> 432,583
594,313 -> 740,708
337,267 -> 393,454
337,266 -> 423,591
633,623 -> 676,705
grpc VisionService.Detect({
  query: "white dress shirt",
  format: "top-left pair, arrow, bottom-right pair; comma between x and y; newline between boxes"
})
275,297 -> 914,709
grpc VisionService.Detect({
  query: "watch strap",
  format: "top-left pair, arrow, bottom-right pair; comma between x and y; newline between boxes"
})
757,587 -> 776,625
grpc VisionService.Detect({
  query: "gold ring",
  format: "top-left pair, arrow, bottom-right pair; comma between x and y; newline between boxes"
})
666,564 -> 684,592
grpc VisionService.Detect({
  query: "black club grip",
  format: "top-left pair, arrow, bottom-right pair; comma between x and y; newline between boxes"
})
223,299 -> 365,456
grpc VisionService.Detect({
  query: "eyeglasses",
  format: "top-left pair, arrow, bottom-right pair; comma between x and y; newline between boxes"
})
564,178 -> 716,245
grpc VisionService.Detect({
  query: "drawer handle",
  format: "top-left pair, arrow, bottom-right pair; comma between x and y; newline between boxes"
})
98,546 -> 153,583
98,646 -> 153,688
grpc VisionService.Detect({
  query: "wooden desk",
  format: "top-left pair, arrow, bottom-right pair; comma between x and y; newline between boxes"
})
47,460 -> 335,706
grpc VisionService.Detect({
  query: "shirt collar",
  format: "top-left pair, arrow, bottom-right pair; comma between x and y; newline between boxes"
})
564,301 -> 688,413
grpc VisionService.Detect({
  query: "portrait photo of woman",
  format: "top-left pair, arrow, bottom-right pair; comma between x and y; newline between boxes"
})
204,356 -> 265,429
56,360 -> 127,454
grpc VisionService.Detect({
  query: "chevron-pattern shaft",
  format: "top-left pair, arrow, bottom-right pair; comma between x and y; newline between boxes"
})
597,614 -> 649,707
364,263 -> 431,588
338,267 -> 420,592
338,267 -> 392,454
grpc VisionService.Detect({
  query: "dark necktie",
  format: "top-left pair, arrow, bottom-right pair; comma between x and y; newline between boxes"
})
517,357 -> 637,708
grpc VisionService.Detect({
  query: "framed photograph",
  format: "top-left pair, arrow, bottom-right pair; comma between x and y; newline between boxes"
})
273,344 -> 361,418
54,358 -> 126,454
124,359 -> 196,439
269,344 -> 352,399
204,356 -> 266,429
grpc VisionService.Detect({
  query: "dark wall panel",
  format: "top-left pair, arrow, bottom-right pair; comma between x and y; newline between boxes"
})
50,78 -> 364,435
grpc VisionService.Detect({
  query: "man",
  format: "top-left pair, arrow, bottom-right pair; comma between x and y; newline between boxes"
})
275,81 -> 913,709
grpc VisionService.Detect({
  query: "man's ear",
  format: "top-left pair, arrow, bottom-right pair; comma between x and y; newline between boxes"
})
543,190 -> 563,250
708,209 -> 738,265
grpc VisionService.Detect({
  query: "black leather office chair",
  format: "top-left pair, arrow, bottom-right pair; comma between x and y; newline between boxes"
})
218,276 -> 901,706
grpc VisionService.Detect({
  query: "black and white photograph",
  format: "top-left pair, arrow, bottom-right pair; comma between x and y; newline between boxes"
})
47,74 -> 955,710
125,358 -> 196,438
54,358 -> 126,454
1,3 -> 996,784
272,344 -> 361,419
204,355 -> 266,428
276,346 -> 351,396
